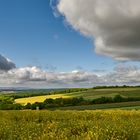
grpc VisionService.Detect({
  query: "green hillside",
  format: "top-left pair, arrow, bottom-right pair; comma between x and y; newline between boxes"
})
67,87 -> 140,99
15,87 -> 140,104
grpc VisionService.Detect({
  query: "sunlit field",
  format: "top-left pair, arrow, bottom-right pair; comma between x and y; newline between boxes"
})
15,87 -> 140,105
0,110 -> 140,140
15,94 -> 70,105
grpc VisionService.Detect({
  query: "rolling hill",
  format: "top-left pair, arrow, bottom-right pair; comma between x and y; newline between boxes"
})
15,87 -> 140,105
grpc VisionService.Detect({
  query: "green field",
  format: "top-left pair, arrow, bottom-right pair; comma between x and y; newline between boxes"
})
56,101 -> 140,110
67,87 -> 140,99
15,87 -> 140,105
0,110 -> 139,140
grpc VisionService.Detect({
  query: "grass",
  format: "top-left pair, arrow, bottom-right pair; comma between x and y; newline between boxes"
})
56,101 -> 140,110
0,110 -> 139,140
114,106 -> 140,110
67,87 -> 140,99
15,87 -> 140,105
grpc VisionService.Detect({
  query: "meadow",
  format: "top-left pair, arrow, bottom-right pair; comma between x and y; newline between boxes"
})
15,87 -> 140,105
1,87 -> 140,140
57,101 -> 140,110
0,110 -> 140,140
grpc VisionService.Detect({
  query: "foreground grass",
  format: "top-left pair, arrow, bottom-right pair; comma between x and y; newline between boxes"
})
0,110 -> 140,140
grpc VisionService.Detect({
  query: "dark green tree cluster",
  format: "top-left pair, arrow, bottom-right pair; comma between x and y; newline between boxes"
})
93,85 -> 140,89
92,95 -> 140,104
24,95 -> 140,110
25,97 -> 86,110
1,95 -> 140,110
0,97 -> 22,110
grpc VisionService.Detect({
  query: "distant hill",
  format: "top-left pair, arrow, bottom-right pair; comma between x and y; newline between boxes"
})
15,87 -> 140,105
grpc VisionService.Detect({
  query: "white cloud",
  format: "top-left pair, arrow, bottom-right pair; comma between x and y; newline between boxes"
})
0,64 -> 140,88
0,54 -> 139,87
8,66 -> 46,82
102,64 -> 140,85
57,0 -> 140,61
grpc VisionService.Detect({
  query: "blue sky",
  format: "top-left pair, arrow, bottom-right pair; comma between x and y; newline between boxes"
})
0,0 -> 140,88
0,0 -> 116,72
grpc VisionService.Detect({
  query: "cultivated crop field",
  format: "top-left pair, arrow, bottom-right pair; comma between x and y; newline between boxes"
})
15,94 -> 70,105
67,87 -> 140,99
0,110 -> 140,140
15,87 -> 140,105
57,101 -> 140,110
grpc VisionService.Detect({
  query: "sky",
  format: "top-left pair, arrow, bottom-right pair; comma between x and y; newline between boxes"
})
0,0 -> 140,88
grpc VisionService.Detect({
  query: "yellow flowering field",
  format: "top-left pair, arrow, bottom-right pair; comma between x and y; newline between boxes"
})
0,110 -> 140,140
15,94 -> 70,105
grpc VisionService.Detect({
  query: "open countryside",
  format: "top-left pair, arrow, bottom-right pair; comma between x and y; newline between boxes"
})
1,0 -> 140,139
15,87 -> 140,105
15,94 -> 70,105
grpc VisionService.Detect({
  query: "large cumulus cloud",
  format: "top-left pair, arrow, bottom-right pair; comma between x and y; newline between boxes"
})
0,54 -> 16,70
57,0 -> 140,61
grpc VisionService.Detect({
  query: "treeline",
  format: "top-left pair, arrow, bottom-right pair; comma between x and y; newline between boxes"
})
2,85 -> 140,100
0,97 -> 22,110
26,95 -> 140,110
4,88 -> 88,99
93,85 -> 140,89
25,97 -> 85,110
1,95 -> 140,110
92,95 -> 140,104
